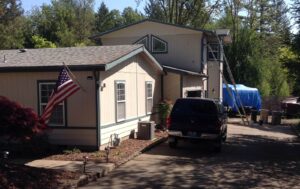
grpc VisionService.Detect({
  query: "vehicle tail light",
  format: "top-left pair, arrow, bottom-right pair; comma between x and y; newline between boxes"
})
166,116 -> 171,129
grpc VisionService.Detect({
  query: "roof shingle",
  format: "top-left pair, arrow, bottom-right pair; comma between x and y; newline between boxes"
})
0,45 -> 143,69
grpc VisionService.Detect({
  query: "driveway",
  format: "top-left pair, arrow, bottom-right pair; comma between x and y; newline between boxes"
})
81,123 -> 300,189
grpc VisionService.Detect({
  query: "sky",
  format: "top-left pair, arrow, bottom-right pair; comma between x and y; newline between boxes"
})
21,0 -> 146,13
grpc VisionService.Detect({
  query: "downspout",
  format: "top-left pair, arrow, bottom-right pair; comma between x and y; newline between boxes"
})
93,70 -> 101,149
200,35 -> 204,73
180,74 -> 183,98
201,35 -> 205,97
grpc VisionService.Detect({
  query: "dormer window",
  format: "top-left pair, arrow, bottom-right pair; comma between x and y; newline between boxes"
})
134,35 -> 149,49
151,35 -> 167,54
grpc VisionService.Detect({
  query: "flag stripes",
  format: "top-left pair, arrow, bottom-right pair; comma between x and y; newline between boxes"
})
41,68 -> 80,123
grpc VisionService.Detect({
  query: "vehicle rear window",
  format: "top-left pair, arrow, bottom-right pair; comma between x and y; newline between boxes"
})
172,99 -> 217,115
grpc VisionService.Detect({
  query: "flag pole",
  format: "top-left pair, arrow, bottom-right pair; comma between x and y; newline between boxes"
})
63,62 -> 86,92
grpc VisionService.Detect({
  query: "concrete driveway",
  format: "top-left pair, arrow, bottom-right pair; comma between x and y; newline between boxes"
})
81,123 -> 300,189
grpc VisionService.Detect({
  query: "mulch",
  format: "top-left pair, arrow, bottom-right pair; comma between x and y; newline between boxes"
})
44,131 -> 168,164
0,130 -> 167,189
0,163 -> 80,189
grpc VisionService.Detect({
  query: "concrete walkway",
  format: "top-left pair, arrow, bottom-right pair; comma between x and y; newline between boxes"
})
24,159 -> 115,174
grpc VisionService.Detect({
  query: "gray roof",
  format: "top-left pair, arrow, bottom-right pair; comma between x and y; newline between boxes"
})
163,65 -> 208,77
0,45 -> 162,72
90,19 -> 214,39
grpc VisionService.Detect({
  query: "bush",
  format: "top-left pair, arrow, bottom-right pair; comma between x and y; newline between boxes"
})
0,96 -> 47,142
158,100 -> 173,128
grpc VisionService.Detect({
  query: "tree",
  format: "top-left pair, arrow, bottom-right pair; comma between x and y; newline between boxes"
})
0,0 -> 25,49
31,35 -> 56,48
0,96 -> 47,141
122,7 -> 144,25
144,0 -> 221,28
94,2 -> 123,33
29,0 -> 95,47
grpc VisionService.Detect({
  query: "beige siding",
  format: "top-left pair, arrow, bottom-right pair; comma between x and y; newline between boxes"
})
103,34 -> 202,72
207,61 -> 222,100
182,75 -> 204,98
0,71 -> 97,146
101,21 -> 201,38
101,22 -> 203,72
163,72 -> 180,103
48,129 -> 96,146
99,54 -> 161,145
101,116 -> 150,145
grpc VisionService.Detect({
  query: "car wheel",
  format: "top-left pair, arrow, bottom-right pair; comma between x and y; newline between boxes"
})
213,138 -> 222,153
222,129 -> 227,142
168,139 -> 178,148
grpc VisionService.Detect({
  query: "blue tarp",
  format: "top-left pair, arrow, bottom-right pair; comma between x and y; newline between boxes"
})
223,84 -> 261,112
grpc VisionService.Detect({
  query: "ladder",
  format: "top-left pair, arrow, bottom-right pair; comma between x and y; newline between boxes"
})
207,39 -> 250,126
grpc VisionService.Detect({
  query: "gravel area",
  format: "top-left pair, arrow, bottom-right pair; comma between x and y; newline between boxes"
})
0,163 -> 80,189
44,131 -> 168,165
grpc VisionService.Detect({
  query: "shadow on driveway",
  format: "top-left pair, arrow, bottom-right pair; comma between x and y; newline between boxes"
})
85,132 -> 300,189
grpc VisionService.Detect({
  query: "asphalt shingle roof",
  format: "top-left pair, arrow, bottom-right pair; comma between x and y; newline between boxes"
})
0,45 -> 143,69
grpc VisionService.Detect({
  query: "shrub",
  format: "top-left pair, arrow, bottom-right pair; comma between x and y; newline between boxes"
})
158,100 -> 173,128
0,96 -> 47,142
63,148 -> 81,155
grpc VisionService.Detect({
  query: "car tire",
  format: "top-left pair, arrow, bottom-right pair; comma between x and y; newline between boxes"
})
168,139 -> 178,148
213,138 -> 222,153
222,129 -> 227,142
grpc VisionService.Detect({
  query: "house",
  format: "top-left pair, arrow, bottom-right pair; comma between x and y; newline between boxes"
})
0,45 -> 163,149
91,19 -> 229,103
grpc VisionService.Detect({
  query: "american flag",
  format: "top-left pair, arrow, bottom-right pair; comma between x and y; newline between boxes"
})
41,68 -> 80,123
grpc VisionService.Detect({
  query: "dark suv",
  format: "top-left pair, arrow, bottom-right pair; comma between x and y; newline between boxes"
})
167,98 -> 227,152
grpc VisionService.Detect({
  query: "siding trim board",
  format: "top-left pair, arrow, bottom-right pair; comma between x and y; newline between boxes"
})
101,115 -> 149,129
50,127 -> 96,130
105,47 -> 163,73
0,65 -> 106,73
93,70 -> 101,148
163,66 -> 208,77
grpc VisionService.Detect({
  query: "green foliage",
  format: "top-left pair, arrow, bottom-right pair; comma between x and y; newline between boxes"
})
0,96 -> 47,141
0,0 -> 25,49
32,35 -> 56,48
144,0 -> 220,27
158,100 -> 173,126
122,7 -> 144,25
63,147 -> 81,154
29,0 -> 94,47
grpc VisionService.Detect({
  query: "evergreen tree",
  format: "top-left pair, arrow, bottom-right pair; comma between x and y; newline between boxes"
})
122,7 -> 144,25
0,0 -> 25,49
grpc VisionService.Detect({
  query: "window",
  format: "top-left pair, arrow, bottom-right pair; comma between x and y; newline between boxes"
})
146,81 -> 153,114
134,35 -> 149,49
187,90 -> 202,97
207,44 -> 220,60
38,82 -> 65,126
151,35 -> 167,53
115,81 -> 126,122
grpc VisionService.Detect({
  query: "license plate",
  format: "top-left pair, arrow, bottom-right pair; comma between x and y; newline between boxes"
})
168,137 -> 175,142
187,131 -> 197,137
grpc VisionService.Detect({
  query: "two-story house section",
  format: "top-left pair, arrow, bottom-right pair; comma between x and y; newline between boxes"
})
91,19 -> 226,103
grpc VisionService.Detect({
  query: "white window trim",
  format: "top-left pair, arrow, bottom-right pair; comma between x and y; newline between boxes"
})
146,81 -> 153,115
151,35 -> 168,53
134,35 -> 149,49
207,43 -> 220,61
38,82 -> 65,127
115,80 -> 126,122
